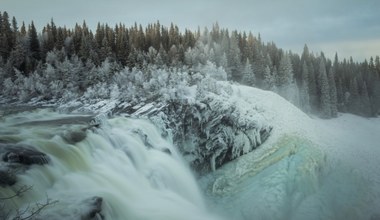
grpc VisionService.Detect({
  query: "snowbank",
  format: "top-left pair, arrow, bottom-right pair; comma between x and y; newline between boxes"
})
200,83 -> 380,220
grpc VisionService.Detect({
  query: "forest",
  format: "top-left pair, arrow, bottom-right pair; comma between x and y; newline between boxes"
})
1,11 -> 380,118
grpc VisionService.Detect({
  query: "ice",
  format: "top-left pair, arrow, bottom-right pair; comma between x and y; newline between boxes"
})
199,83 -> 380,220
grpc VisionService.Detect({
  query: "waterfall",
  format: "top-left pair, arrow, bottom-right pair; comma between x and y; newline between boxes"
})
0,110 -> 220,220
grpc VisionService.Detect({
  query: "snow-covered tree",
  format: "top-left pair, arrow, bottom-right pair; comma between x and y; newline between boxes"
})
277,53 -> 293,87
241,58 -> 255,86
263,65 -> 276,91
227,31 -> 242,81
360,81 -> 372,116
195,61 -> 227,81
277,53 -> 297,103
348,78 -> 361,115
300,61 -> 311,113
319,58 -> 332,118
328,66 -> 338,117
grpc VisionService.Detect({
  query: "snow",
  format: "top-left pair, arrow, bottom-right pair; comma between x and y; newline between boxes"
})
313,114 -> 380,184
200,83 -> 380,220
232,84 -> 380,176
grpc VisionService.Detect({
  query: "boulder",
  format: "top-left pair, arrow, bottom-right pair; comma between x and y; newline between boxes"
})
81,196 -> 104,220
62,129 -> 87,144
0,168 -> 16,186
1,145 -> 49,165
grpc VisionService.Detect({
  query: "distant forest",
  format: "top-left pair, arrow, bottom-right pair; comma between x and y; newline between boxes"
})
1,11 -> 379,118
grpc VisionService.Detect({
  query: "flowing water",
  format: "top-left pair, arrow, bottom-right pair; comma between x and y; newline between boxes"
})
0,109 -> 219,220
1,109 -> 379,220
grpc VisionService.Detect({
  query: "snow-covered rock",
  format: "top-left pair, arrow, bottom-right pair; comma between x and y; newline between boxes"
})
155,92 -> 272,174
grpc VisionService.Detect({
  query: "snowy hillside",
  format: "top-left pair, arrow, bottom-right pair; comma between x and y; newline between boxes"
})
199,84 -> 380,220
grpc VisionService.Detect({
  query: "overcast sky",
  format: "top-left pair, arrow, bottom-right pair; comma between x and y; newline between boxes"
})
2,0 -> 379,61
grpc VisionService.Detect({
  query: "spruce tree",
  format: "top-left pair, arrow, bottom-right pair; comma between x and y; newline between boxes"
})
228,31 -> 242,81
319,58 -> 331,118
29,21 -> 40,60
307,61 -> 318,111
328,66 -> 338,117
20,22 -> 26,37
360,81 -> 372,116
277,53 -> 293,86
276,52 -> 295,101
300,61 -> 311,113
0,11 -> 13,60
375,56 -> 380,77
370,74 -> 380,116
241,58 -> 255,86
348,78 -> 361,114
263,65 -> 276,91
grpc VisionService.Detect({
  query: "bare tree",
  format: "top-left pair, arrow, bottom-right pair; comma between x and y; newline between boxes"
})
0,185 -> 57,220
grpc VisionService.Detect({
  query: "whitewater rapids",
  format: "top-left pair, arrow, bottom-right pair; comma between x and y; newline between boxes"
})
0,109 -> 219,220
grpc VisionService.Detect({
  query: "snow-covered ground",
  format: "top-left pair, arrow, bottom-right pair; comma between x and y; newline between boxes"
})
200,84 -> 380,220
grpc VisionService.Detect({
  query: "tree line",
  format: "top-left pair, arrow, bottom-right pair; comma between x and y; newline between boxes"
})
0,11 -> 379,117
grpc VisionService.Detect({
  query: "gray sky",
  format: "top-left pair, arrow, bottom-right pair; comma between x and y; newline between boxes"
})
2,0 -> 379,61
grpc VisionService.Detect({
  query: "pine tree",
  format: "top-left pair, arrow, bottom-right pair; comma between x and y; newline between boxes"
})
370,74 -> 380,116
7,38 -> 27,73
319,58 -> 331,118
263,65 -> 276,91
328,66 -> 338,117
0,11 -> 13,60
276,53 -> 295,101
307,61 -> 318,111
29,21 -> 40,60
228,31 -> 242,81
95,23 -> 105,49
374,56 -> 380,82
20,22 -> 27,37
115,25 -> 129,66
360,81 -> 372,116
55,27 -> 65,50
348,78 -> 361,114
335,78 -> 345,112
241,58 -> 255,86
301,44 -> 309,64
300,61 -> 311,113
99,37 -> 112,62
11,16 -> 18,47
277,53 -> 293,86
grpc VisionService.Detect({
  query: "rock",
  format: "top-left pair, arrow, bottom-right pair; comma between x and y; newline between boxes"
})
62,129 -> 87,144
0,144 -> 49,186
0,168 -> 16,186
1,144 -> 49,165
162,148 -> 172,155
81,196 -> 104,220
